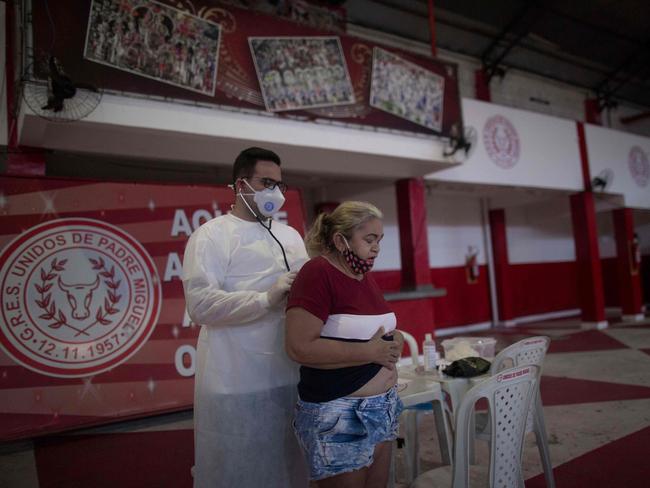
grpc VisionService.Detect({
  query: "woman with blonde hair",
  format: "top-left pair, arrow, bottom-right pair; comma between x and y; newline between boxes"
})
286,201 -> 404,488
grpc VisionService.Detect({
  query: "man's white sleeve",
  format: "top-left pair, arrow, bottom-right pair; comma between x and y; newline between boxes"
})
182,229 -> 271,328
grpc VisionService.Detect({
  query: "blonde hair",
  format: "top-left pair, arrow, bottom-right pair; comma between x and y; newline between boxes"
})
305,201 -> 383,257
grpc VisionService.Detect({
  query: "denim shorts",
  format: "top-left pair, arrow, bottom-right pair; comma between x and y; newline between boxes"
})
292,386 -> 403,481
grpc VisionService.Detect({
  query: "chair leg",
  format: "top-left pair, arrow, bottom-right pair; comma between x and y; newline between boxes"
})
402,410 -> 418,485
533,397 -> 555,488
410,411 -> 421,481
432,399 -> 453,465
468,409 -> 476,464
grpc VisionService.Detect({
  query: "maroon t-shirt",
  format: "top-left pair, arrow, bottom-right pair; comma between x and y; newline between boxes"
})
287,256 -> 396,402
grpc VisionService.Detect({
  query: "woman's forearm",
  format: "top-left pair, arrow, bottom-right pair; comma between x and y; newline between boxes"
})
300,359 -> 369,369
287,337 -> 370,366
286,308 -> 399,370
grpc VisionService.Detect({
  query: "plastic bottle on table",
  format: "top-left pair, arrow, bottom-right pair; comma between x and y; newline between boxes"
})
423,333 -> 439,371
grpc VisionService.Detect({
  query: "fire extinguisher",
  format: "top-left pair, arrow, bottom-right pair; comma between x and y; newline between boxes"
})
466,246 -> 479,284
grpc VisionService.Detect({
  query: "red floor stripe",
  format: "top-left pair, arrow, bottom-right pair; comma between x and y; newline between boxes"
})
525,426 -> 650,487
540,376 -> 650,406
547,330 -> 628,353
34,430 -> 194,488
520,321 -> 582,330
611,323 -> 650,329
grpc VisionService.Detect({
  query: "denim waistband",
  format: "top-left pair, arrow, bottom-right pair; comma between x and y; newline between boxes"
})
297,385 -> 398,412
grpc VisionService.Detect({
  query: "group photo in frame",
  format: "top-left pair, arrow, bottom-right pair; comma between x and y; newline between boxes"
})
84,0 -> 221,96
249,36 -> 355,112
370,47 -> 445,133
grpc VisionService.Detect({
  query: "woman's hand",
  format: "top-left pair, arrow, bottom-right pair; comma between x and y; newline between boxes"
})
390,330 -> 404,356
363,327 -> 401,370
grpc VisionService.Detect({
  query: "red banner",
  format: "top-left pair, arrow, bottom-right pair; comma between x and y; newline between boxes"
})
0,175 -> 306,441
31,0 -> 462,138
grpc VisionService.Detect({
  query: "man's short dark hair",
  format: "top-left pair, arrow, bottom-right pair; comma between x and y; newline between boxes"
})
232,147 -> 281,186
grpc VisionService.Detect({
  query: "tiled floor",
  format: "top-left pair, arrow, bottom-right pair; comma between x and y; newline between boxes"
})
2,315 -> 650,487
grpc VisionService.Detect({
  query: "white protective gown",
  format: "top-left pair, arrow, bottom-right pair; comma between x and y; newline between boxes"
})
182,213 -> 309,488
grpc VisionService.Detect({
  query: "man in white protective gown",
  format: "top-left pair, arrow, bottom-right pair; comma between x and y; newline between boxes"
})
182,147 -> 310,488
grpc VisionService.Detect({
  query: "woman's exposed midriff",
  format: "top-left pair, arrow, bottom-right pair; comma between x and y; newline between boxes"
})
348,366 -> 397,397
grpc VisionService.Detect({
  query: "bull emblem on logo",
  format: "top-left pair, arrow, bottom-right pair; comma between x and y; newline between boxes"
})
57,276 -> 100,320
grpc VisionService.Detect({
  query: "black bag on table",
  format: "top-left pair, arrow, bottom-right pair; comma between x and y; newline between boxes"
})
443,356 -> 491,378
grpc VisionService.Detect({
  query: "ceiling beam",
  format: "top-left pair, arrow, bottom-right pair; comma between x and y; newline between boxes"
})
542,5 -> 645,48
364,1 -> 612,77
354,0 -> 650,108
620,110 -> 650,125
594,39 -> 650,99
481,2 -> 542,81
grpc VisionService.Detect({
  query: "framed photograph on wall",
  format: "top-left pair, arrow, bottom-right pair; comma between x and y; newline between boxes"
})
370,47 -> 445,133
249,36 -> 355,112
84,0 -> 221,96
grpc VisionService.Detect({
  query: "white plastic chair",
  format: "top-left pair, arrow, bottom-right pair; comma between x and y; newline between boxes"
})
395,331 -> 453,487
411,364 -> 541,488
475,336 -> 555,488
396,330 -> 424,486
401,330 -> 420,367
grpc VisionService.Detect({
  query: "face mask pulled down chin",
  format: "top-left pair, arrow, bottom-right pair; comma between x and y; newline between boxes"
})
240,179 -> 286,218
341,237 -> 374,274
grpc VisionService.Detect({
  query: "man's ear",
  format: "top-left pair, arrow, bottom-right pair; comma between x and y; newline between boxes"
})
234,178 -> 244,193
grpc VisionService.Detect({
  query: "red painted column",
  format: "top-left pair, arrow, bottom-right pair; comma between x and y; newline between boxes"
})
576,122 -> 592,190
3,1 -> 46,176
584,99 -> 602,125
426,0 -> 437,57
2,2 -> 17,143
488,209 -> 515,326
572,121 -> 607,328
5,0 -> 18,154
612,208 -> 644,321
396,178 -> 432,291
475,68 -> 491,102
314,201 -> 340,216
570,192 -> 607,328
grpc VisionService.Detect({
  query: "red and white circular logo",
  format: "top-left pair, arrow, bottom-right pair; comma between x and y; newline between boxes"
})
628,146 -> 649,187
0,218 -> 162,378
483,115 -> 520,169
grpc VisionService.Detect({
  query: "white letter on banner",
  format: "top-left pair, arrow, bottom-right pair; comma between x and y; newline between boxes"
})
175,345 -> 196,377
182,309 -> 194,328
171,209 -> 193,237
191,209 -> 214,230
164,252 -> 183,281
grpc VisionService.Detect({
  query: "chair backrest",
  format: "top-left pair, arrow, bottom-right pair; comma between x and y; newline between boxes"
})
490,336 -> 550,374
452,364 -> 541,488
399,330 -> 420,366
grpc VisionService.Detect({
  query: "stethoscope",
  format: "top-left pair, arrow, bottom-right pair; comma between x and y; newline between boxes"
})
233,185 -> 291,272
256,215 -> 291,272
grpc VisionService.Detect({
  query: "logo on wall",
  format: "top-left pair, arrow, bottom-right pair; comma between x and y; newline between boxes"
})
483,115 -> 520,169
628,146 -> 649,187
0,219 -> 162,378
